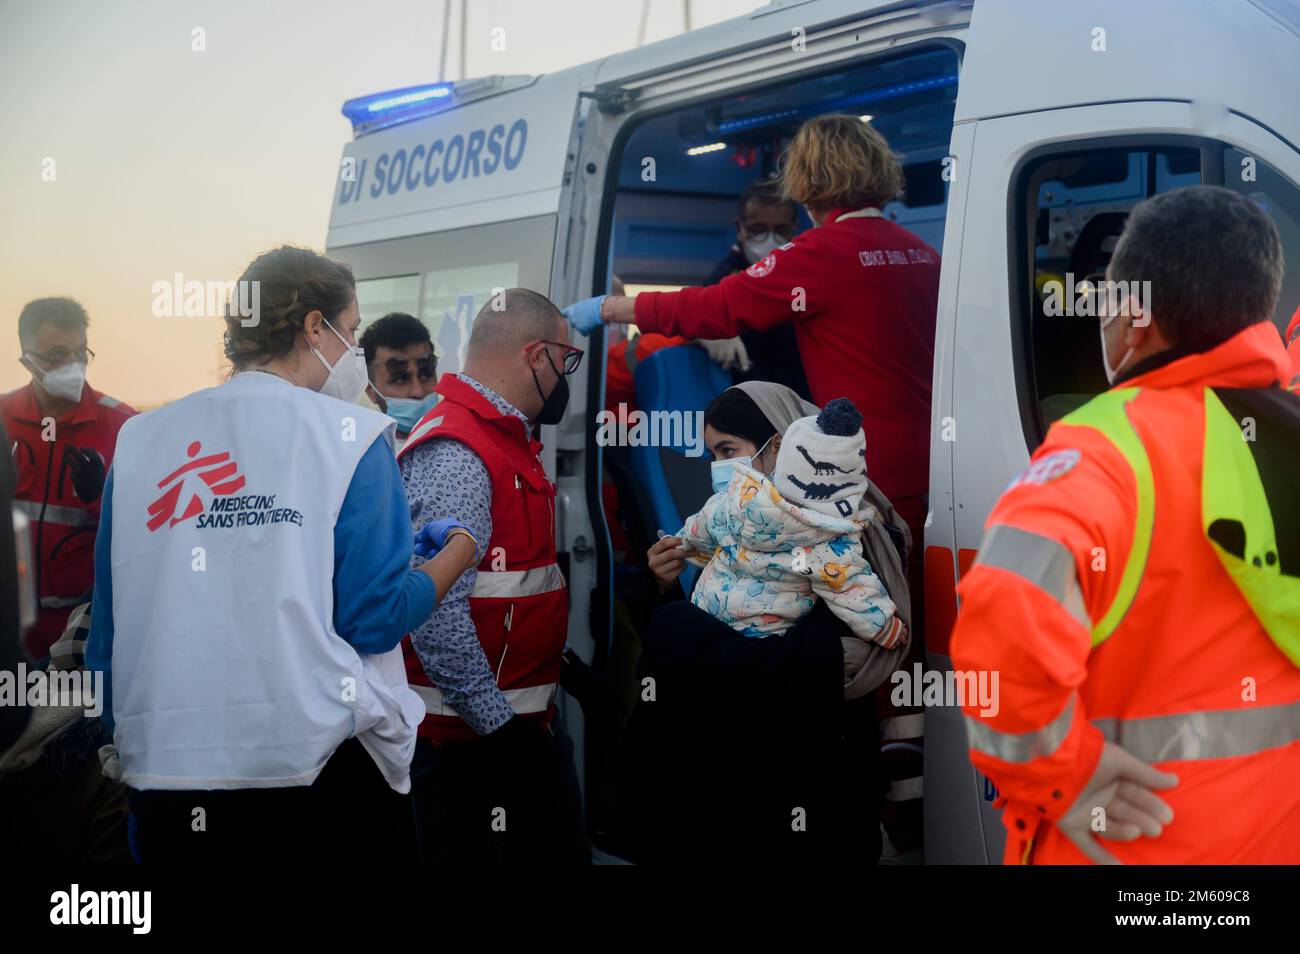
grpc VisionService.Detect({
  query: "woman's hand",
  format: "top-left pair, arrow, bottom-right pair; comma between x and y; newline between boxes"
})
414,520 -> 481,605
647,534 -> 689,593
414,516 -> 477,560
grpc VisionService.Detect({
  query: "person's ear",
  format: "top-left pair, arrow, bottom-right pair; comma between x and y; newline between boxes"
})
1125,309 -> 1168,353
771,433 -> 783,455
734,217 -> 745,241
302,309 -> 325,347
526,344 -> 546,372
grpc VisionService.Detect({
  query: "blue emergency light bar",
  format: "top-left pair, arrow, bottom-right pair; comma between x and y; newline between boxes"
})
340,76 -> 534,138
341,83 -> 455,136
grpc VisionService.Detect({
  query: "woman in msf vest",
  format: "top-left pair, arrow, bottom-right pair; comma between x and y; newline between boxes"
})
85,246 -> 478,864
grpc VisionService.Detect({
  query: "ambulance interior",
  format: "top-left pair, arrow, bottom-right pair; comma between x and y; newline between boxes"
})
595,44 -> 958,579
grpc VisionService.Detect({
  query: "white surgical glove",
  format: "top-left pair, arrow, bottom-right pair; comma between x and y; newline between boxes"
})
696,336 -> 751,372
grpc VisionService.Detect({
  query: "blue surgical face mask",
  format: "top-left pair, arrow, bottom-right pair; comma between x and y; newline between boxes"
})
385,392 -> 440,432
709,435 -> 773,494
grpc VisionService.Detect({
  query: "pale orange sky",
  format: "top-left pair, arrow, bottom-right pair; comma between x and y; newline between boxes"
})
0,0 -> 754,407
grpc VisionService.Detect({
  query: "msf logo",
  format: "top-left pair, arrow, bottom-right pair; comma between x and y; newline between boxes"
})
147,440 -> 245,531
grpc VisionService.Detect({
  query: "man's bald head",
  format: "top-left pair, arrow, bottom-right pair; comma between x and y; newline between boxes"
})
466,287 -> 565,361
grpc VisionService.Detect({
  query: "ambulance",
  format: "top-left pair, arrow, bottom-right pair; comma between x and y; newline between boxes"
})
324,0 -> 1300,863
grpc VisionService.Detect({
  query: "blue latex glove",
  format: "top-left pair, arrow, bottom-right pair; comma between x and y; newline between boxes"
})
561,295 -> 606,336
414,516 -> 476,560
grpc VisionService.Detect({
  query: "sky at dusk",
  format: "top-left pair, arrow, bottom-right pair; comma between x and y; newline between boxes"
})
0,0 -> 755,407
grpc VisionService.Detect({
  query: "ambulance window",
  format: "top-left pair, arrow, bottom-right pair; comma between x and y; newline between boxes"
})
1222,148 -> 1300,334
356,274 -> 420,326
420,261 -> 521,378
1015,145 -> 1202,437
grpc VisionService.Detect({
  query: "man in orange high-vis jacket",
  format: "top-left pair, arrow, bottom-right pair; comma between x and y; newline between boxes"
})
952,186 -> 1300,864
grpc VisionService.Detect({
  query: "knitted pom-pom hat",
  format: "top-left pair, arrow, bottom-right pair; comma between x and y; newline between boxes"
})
774,397 -> 868,519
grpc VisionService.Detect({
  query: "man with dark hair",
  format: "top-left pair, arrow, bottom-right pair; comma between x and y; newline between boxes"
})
704,178 -> 811,399
951,185 -> 1300,864
398,287 -> 588,865
1,298 -> 134,659
359,312 -> 439,442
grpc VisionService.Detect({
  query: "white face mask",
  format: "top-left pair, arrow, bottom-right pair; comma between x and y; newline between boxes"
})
743,234 -> 783,264
33,358 -> 86,403
312,320 -> 370,403
1098,312 -> 1135,385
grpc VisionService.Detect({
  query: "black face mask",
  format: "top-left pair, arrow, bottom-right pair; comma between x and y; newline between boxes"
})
530,350 -> 570,425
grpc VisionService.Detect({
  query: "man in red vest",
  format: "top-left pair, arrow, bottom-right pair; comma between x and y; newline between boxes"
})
399,288 -> 588,864
2,298 -> 134,659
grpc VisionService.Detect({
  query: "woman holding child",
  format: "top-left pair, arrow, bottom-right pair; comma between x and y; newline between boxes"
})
619,381 -> 913,864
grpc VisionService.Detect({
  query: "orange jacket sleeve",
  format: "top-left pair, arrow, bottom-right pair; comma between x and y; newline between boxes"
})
950,423 -> 1139,844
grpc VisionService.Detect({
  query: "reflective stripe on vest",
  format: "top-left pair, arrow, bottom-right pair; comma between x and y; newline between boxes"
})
13,498 -> 95,528
403,413 -> 446,449
974,525 -> 1089,630
966,696 -> 1300,766
624,338 -> 641,378
471,563 -> 565,599
965,693 -> 1078,764
1059,388 -> 1155,645
412,681 -> 558,718
1093,699 -> 1300,764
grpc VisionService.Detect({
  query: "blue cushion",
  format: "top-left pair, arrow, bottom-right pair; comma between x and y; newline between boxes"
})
629,344 -> 731,594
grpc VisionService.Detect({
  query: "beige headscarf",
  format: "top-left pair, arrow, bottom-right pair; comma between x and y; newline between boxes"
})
731,380 -> 819,435
725,380 -> 911,699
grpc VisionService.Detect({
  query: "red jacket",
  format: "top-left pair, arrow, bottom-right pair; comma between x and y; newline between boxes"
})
633,208 -> 939,506
1286,305 -> 1299,390
397,374 -> 569,744
2,381 -> 135,658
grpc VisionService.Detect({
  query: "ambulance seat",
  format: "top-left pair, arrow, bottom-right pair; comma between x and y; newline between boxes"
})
629,344 -> 731,593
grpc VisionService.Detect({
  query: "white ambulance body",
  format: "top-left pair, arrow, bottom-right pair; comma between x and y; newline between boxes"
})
325,0 -> 1300,863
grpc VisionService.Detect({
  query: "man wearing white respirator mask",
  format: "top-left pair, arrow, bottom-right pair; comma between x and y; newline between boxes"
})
701,178 -> 810,400
3,297 -> 135,660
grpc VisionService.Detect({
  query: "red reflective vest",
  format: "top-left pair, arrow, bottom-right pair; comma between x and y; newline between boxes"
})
397,374 -> 569,744
2,381 -> 135,658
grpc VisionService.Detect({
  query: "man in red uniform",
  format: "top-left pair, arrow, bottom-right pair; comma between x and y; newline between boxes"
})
399,288 -> 588,864
2,298 -> 134,658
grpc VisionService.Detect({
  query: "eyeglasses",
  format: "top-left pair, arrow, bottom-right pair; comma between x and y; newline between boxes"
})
24,347 -> 95,368
527,340 -> 584,375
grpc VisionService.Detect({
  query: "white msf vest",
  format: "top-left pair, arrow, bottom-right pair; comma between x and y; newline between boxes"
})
106,371 -> 416,790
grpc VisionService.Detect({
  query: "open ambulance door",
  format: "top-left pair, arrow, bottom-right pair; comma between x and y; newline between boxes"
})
925,0 -> 1300,864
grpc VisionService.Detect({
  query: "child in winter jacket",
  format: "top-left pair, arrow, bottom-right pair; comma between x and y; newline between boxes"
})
676,398 -> 907,647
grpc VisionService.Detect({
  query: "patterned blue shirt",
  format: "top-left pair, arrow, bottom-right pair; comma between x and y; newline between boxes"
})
399,374 -> 532,736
